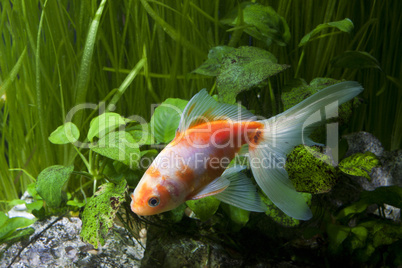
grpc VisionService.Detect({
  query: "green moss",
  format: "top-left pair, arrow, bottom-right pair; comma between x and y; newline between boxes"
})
338,151 -> 379,180
80,179 -> 127,249
286,145 -> 337,194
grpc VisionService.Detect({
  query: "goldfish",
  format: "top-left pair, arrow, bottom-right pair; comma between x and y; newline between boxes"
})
130,81 -> 363,220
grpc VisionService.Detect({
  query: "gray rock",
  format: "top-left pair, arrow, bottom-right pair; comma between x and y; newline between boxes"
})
141,225 -> 244,268
344,131 -> 401,191
1,216 -> 144,268
343,131 -> 384,158
330,131 -> 401,221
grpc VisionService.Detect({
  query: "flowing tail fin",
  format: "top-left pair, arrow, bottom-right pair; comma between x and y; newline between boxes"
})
248,81 -> 364,220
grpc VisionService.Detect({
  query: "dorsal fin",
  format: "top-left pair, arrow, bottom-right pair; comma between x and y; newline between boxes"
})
178,89 -> 256,132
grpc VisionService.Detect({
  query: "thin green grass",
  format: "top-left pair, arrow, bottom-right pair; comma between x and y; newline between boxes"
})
0,0 -> 400,211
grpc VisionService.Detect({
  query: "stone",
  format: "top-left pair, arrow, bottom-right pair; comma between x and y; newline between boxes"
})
324,131 -> 402,221
141,225 -> 243,267
1,216 -> 144,268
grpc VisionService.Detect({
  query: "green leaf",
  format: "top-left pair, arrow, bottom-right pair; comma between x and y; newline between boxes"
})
36,165 -> 74,208
8,199 -> 26,207
90,131 -> 140,167
74,0 -> 107,108
186,196 -> 220,221
221,3 -> 290,46
299,18 -> 354,47
26,200 -> 44,211
129,130 -> 155,145
48,122 -> 80,144
1,227 -> 34,243
222,204 -> 250,227
350,226 -> 368,250
338,151 -> 379,179
327,223 -> 351,253
27,183 -> 42,200
217,46 -> 289,104
67,200 -> 86,208
337,200 -> 369,219
331,51 -> 381,69
150,98 -> 188,143
193,46 -> 236,76
87,113 -> 126,142
165,203 -> 187,223
0,211 -> 35,242
0,47 -> 27,97
0,212 -> 8,226
80,179 -> 127,249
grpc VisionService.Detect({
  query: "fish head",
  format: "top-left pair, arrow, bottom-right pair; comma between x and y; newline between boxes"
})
130,166 -> 184,215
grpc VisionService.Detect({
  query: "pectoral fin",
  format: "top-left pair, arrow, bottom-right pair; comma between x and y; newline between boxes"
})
215,166 -> 267,212
188,175 -> 230,200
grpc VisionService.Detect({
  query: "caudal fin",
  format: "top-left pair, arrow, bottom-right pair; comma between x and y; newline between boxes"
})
248,81 -> 364,220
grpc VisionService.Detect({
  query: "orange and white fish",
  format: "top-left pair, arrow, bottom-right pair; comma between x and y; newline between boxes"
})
130,82 -> 363,220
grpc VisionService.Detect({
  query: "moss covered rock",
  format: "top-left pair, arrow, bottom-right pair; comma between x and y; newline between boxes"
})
286,145 -> 338,194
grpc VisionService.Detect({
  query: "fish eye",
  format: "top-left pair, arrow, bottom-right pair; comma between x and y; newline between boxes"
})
148,197 -> 160,207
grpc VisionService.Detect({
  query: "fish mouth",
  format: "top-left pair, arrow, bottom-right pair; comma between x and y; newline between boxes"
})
130,193 -> 150,215
130,194 -> 139,214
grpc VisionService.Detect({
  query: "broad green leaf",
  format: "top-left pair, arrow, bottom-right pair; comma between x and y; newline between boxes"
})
129,130 -> 155,145
193,46 -> 236,76
217,46 -> 289,104
221,3 -> 290,46
8,199 -> 26,207
48,122 -> 80,144
81,179 -> 127,249
337,200 -> 368,219
0,212 -> 35,242
222,204 -> 250,227
27,183 -> 42,200
127,123 -> 155,145
150,98 -> 188,143
327,223 -> 351,253
26,200 -> 44,211
350,226 -> 368,250
165,203 -> 187,223
90,131 -> 140,167
67,200 -> 86,208
88,113 -> 126,142
338,151 -> 379,180
299,18 -> 354,47
331,51 -> 381,69
36,165 -> 74,208
186,196 -> 221,221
